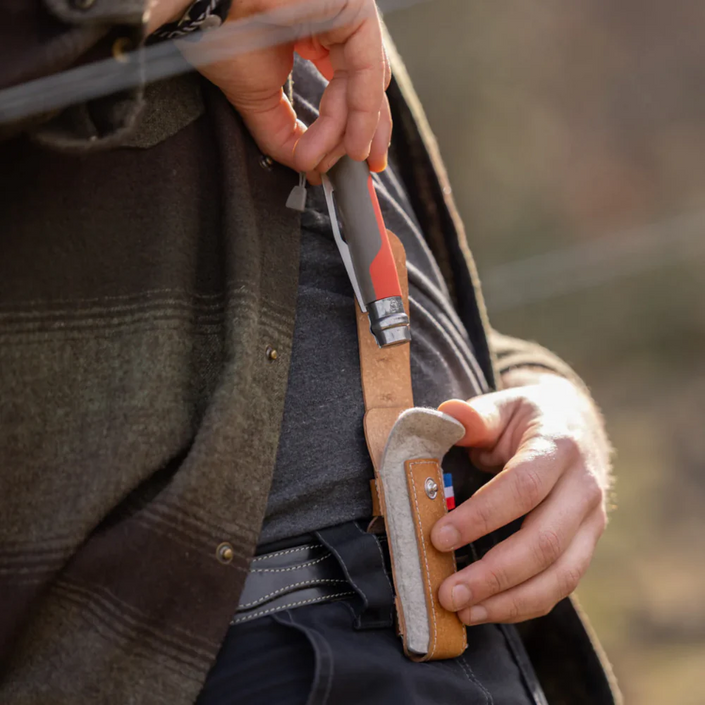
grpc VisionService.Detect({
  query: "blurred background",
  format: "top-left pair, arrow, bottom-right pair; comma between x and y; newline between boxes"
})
386,2 -> 705,703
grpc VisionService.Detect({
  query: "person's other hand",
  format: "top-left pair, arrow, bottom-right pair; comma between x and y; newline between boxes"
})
432,376 -> 611,625
183,0 -> 391,176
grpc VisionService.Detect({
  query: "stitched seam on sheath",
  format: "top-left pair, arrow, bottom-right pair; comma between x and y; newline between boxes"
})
372,478 -> 385,517
441,464 -> 468,652
426,461 -> 467,651
251,554 -> 332,574
237,579 -> 348,609
455,567 -> 467,650
408,460 -> 438,659
231,592 -> 356,624
251,545 -> 319,563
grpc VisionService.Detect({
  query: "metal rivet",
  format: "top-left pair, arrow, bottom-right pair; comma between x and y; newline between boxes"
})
259,155 -> 274,170
216,542 -> 234,564
425,478 -> 438,500
266,346 -> 278,361
72,0 -> 96,9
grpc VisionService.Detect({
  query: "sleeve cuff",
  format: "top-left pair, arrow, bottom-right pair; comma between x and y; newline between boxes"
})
6,0 -> 150,150
489,329 -> 590,394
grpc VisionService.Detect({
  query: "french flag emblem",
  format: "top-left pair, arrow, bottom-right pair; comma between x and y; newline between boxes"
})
443,473 -> 455,511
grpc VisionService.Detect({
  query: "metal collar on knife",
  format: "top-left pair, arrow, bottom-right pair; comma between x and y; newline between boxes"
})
321,157 -> 411,348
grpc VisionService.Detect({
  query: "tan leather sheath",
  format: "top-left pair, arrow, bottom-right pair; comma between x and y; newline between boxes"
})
355,231 -> 466,662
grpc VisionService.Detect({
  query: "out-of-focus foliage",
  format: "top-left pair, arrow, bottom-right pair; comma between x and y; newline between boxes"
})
387,2 -> 705,703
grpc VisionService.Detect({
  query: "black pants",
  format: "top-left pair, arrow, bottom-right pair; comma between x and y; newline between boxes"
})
198,522 -> 546,705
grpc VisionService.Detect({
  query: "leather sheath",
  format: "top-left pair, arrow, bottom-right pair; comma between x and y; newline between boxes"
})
355,231 -> 466,662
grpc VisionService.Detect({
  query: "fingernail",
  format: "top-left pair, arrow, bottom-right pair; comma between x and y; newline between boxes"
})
435,524 -> 461,551
369,155 -> 388,174
451,584 -> 472,611
468,606 -> 488,624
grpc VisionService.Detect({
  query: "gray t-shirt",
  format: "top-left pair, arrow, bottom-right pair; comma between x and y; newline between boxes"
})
260,60 -> 489,544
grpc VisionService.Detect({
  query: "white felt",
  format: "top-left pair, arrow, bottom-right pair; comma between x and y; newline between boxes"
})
378,408 -> 466,655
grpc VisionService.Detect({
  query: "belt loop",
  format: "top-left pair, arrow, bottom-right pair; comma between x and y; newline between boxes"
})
314,521 -> 395,630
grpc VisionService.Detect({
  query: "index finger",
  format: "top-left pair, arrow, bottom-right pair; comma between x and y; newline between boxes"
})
430,437 -> 566,552
327,3 -> 386,160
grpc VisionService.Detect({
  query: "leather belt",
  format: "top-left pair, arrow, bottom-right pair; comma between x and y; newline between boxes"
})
232,542 -> 355,625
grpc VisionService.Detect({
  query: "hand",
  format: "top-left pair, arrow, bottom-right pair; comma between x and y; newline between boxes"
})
146,0 -> 192,34
180,0 -> 392,176
432,375 -> 611,625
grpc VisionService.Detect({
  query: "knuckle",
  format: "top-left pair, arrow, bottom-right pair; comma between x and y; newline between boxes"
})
467,498 -> 494,539
477,501 -> 494,535
458,608 -> 473,626
512,466 -> 544,510
535,602 -> 553,618
504,596 -> 523,622
382,51 -> 392,83
483,564 -> 509,595
558,566 -> 582,597
583,477 -> 604,509
555,434 -> 581,461
535,529 -> 563,567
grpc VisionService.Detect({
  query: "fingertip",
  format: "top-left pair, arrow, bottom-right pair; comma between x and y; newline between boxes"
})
367,151 -> 388,173
465,605 -> 489,625
438,399 -> 490,447
315,142 -> 346,174
258,121 -> 303,174
344,113 -> 376,162
292,137 -> 319,175
438,398 -> 469,416
295,113 -> 347,173
437,579 -> 459,612
431,521 -> 461,552
345,141 -> 372,163
368,97 -> 392,173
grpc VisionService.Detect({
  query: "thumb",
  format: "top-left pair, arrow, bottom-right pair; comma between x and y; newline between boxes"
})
438,392 -> 521,450
233,88 -> 307,173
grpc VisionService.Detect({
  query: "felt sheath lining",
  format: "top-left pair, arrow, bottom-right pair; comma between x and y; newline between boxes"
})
378,407 -> 465,655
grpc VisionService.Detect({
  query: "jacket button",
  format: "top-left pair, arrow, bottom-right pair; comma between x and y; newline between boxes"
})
266,346 -> 278,361
216,542 -> 234,564
112,37 -> 132,63
259,155 -> 273,171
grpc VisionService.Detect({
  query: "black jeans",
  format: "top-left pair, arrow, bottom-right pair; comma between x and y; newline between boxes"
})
197,522 -> 547,705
